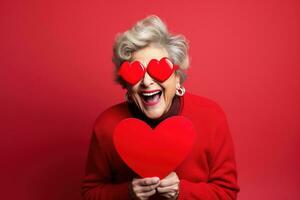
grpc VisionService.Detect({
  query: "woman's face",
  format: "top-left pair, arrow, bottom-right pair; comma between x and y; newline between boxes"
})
127,45 -> 180,119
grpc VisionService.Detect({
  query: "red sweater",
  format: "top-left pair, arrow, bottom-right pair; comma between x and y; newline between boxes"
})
81,93 -> 240,199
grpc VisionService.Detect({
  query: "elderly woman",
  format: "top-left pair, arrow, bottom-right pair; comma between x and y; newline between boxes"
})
81,15 -> 240,200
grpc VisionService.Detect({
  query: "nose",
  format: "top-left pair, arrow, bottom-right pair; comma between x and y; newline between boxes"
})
141,72 -> 154,87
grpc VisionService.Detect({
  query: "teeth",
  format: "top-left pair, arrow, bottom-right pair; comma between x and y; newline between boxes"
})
141,91 -> 160,96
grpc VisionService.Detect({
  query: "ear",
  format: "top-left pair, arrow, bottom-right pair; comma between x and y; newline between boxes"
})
175,73 -> 181,88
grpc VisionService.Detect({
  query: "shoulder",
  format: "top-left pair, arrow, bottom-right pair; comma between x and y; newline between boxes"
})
93,101 -> 131,138
182,93 -> 227,123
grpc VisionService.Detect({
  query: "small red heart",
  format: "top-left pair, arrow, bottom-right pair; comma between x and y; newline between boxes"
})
118,61 -> 145,85
147,57 -> 177,82
113,116 -> 196,179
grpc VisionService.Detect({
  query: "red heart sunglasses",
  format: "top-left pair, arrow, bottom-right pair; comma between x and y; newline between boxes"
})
118,57 -> 179,85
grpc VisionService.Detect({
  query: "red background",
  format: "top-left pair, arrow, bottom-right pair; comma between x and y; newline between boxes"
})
1,0 -> 299,199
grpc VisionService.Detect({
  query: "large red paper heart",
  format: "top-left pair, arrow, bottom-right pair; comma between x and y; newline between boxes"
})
113,116 -> 196,179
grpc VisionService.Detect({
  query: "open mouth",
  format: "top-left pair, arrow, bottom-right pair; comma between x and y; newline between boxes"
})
140,90 -> 162,106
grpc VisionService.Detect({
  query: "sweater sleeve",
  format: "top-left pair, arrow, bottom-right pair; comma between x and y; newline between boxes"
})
177,114 -> 240,200
81,131 -> 131,200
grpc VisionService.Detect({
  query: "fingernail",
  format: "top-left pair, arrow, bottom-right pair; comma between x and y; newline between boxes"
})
153,177 -> 160,182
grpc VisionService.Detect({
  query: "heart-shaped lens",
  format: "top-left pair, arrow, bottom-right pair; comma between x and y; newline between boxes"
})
147,57 -> 178,82
118,61 -> 145,85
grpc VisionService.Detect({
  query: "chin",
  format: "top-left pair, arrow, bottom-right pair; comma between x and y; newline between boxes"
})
143,108 -> 165,119
139,99 -> 168,119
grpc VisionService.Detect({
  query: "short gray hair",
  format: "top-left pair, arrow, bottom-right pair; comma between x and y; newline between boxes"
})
112,15 -> 190,87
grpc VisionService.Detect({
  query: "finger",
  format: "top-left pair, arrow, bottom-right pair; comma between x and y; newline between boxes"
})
132,177 -> 158,186
139,189 -> 156,198
159,177 -> 180,187
138,177 -> 160,186
161,192 -> 176,199
137,182 -> 160,193
157,184 -> 178,194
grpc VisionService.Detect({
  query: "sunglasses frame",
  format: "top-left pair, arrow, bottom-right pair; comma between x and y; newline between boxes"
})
118,57 -> 179,85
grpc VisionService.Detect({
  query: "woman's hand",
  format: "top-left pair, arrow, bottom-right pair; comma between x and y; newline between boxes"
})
156,172 -> 180,199
129,177 -> 160,200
